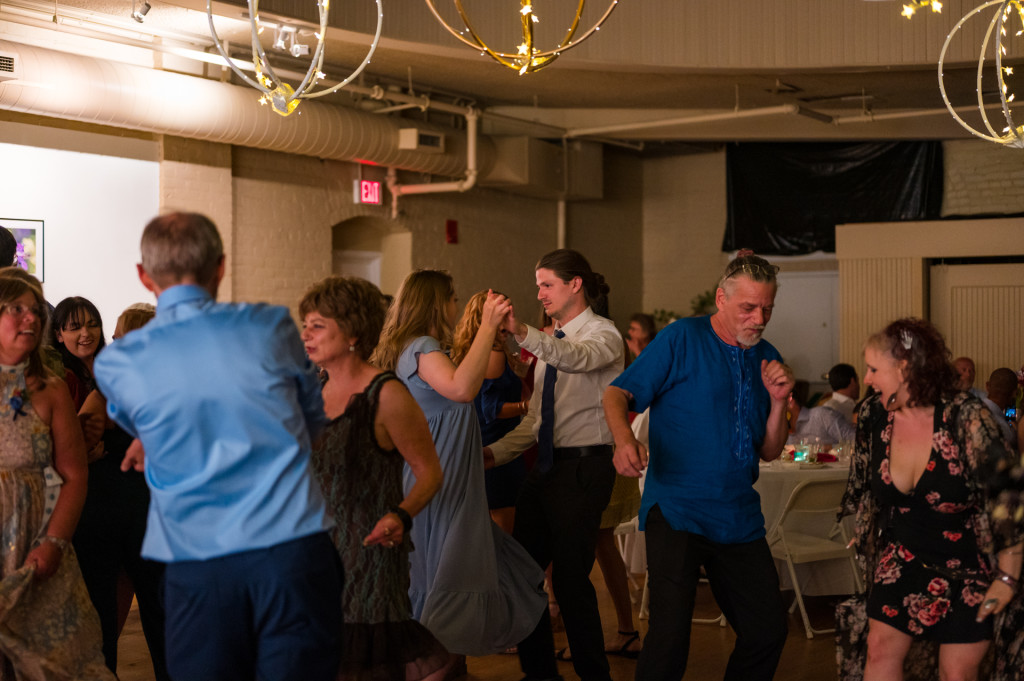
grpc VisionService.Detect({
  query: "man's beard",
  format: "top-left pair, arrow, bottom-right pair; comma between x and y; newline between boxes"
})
736,327 -> 764,347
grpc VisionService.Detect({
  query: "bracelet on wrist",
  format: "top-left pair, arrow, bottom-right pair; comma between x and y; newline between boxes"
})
389,505 -> 412,533
37,535 -> 68,551
996,569 -> 1020,592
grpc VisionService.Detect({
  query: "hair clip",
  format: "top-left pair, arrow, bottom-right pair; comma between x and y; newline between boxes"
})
900,329 -> 913,350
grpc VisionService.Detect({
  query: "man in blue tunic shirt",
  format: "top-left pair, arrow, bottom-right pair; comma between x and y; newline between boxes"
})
603,252 -> 793,681
94,212 -> 341,681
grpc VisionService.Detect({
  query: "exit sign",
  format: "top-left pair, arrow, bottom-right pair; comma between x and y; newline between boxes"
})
353,179 -> 382,205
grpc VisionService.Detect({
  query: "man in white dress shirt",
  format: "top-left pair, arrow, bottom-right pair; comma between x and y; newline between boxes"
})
486,249 -> 623,681
822,363 -> 859,423
981,367 -> 1019,450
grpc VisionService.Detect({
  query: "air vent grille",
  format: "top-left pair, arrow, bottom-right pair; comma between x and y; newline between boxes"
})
0,52 -> 17,82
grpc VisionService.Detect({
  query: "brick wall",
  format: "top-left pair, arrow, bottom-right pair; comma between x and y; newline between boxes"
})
942,139 -> 1024,216
641,151 -> 729,317
159,137 -> 234,299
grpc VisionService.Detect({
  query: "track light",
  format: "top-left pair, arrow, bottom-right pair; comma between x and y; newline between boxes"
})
131,0 -> 150,23
272,27 -> 287,51
290,43 -> 309,58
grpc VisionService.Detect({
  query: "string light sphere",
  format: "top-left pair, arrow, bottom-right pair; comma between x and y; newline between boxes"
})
206,0 -> 383,116
902,0 -> 942,19
424,0 -> 620,75
939,0 -> 1024,147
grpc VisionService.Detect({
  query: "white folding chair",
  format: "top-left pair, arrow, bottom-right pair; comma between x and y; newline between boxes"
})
614,516 -> 643,595
766,477 -> 863,639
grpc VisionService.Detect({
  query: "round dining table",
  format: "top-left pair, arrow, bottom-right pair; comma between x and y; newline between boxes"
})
755,459 -> 858,596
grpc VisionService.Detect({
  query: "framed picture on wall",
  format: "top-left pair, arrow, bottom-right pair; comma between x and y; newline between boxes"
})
0,218 -> 44,282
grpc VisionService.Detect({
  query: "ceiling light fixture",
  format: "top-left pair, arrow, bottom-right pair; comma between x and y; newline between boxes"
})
938,0 -> 1024,147
206,0 -> 382,116
131,0 -> 151,23
901,0 -> 942,18
423,0 -> 620,75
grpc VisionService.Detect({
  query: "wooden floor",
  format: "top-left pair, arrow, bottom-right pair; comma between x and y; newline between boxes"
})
115,569 -> 840,681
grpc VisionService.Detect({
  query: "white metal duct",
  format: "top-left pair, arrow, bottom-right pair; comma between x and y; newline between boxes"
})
0,40 -> 494,177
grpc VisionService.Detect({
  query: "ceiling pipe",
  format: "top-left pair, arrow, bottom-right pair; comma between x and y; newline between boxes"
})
0,2 -> 570,139
386,109 -> 479,219
0,39 -> 493,178
564,104 -> 806,138
831,103 -> 1005,125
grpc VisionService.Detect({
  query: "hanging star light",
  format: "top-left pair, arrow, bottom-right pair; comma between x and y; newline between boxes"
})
206,0 -> 382,116
423,0 -> 620,75
901,0 -> 942,19
939,0 -> 1024,147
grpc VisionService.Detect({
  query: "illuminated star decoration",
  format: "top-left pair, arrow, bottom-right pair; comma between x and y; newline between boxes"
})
423,0 -> 620,75
205,0 -> 383,116
902,0 -> 943,19
939,0 -> 1024,147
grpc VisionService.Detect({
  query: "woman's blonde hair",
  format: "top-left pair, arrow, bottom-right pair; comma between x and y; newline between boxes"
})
371,269 -> 455,370
0,267 -> 48,378
118,303 -> 156,336
451,290 -> 486,366
452,289 -> 510,367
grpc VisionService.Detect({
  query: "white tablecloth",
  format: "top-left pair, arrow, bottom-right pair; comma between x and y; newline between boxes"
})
619,459 -> 860,596
755,460 -> 858,596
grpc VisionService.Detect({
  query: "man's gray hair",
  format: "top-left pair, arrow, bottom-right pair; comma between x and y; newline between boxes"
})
718,252 -> 780,293
140,213 -> 224,287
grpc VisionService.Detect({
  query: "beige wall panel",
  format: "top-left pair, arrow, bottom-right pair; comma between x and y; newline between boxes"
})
838,257 -> 923,376
931,263 -> 1024,387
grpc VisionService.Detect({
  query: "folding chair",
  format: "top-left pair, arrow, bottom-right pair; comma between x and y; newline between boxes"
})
766,477 -> 863,639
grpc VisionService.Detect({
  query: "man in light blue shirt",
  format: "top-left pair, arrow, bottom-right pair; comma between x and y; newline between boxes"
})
94,212 -> 341,681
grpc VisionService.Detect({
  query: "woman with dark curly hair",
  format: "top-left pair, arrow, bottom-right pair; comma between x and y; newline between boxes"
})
837,317 -> 1023,681
300,275 -> 449,681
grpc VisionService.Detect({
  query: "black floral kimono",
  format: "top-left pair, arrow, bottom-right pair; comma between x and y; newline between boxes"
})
836,391 -> 1024,681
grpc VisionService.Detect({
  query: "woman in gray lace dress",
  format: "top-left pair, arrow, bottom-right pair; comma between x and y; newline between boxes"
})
300,275 -> 448,681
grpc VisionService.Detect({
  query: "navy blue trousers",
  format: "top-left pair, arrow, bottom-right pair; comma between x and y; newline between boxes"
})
164,532 -> 342,681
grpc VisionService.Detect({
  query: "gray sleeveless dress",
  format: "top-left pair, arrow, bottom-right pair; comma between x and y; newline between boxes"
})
311,371 -> 449,681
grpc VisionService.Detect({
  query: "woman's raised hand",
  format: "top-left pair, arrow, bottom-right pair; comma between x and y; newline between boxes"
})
480,290 -> 511,330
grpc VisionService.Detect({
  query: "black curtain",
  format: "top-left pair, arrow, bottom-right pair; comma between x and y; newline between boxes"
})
723,141 -> 943,255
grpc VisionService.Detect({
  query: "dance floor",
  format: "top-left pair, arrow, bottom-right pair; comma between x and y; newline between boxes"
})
116,564 -> 839,681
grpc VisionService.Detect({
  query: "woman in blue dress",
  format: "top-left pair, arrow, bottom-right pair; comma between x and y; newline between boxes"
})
371,270 -> 546,663
451,290 -> 530,535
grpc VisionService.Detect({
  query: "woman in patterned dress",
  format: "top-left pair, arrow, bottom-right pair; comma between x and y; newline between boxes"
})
0,267 -> 113,680
299,275 -> 449,681
837,317 -> 1021,681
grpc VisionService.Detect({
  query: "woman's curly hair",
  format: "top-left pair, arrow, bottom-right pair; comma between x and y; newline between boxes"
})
866,317 -> 958,407
299,276 -> 387,361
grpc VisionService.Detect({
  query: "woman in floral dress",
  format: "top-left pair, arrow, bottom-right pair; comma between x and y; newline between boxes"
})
837,317 -> 1022,681
0,267 -> 113,680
